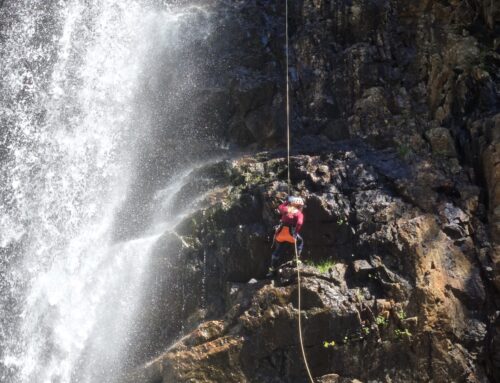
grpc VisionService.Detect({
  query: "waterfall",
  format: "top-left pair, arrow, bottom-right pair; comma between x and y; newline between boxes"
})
0,1 -> 211,382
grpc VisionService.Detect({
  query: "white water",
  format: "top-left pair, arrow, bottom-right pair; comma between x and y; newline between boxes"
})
0,1 -> 210,382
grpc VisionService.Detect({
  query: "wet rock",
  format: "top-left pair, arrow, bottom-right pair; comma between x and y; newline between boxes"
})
353,260 -> 373,275
162,336 -> 246,383
482,115 -> 500,290
317,374 -> 363,383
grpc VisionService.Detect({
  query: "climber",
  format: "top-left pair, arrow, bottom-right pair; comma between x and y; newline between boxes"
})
267,196 -> 305,278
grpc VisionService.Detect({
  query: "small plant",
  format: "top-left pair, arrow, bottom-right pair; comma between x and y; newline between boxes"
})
323,340 -> 336,348
376,315 -> 388,327
355,288 -> 364,302
397,144 -> 411,159
306,258 -> 336,273
394,328 -> 412,339
396,310 -> 407,320
336,216 -> 348,225
362,326 -> 370,335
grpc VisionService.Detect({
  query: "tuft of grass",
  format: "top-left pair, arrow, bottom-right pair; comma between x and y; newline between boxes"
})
376,315 -> 388,327
396,310 -> 407,320
323,340 -> 336,348
394,328 -> 412,339
355,288 -> 364,302
306,258 -> 336,273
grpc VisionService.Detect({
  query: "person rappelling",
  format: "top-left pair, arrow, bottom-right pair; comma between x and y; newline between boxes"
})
267,195 -> 305,278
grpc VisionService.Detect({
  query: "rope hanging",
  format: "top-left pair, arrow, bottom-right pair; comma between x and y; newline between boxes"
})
285,0 -> 291,195
294,241 -> 315,383
285,1 -> 315,382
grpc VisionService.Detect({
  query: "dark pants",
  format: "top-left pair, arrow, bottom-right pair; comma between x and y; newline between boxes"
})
271,234 -> 303,270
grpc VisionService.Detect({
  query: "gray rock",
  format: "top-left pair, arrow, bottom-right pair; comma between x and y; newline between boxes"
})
425,127 -> 457,157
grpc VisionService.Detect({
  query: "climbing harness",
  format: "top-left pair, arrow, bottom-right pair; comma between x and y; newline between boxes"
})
284,1 -> 315,382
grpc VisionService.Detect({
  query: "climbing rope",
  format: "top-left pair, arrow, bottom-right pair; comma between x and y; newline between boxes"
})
285,1 -> 315,382
294,241 -> 315,383
285,0 -> 291,195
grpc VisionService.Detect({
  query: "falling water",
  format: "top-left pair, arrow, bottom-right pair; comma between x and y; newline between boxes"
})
0,1 -> 211,382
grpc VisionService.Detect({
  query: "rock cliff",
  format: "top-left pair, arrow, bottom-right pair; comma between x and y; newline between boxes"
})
125,0 -> 499,381
125,138 -> 496,381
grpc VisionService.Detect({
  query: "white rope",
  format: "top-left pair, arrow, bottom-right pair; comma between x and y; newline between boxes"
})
285,1 -> 314,382
285,0 -> 291,195
294,240 -> 315,383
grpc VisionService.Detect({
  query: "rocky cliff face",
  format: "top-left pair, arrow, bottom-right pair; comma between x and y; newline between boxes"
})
194,0 -> 499,290
125,0 -> 499,382
125,140 -> 495,382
